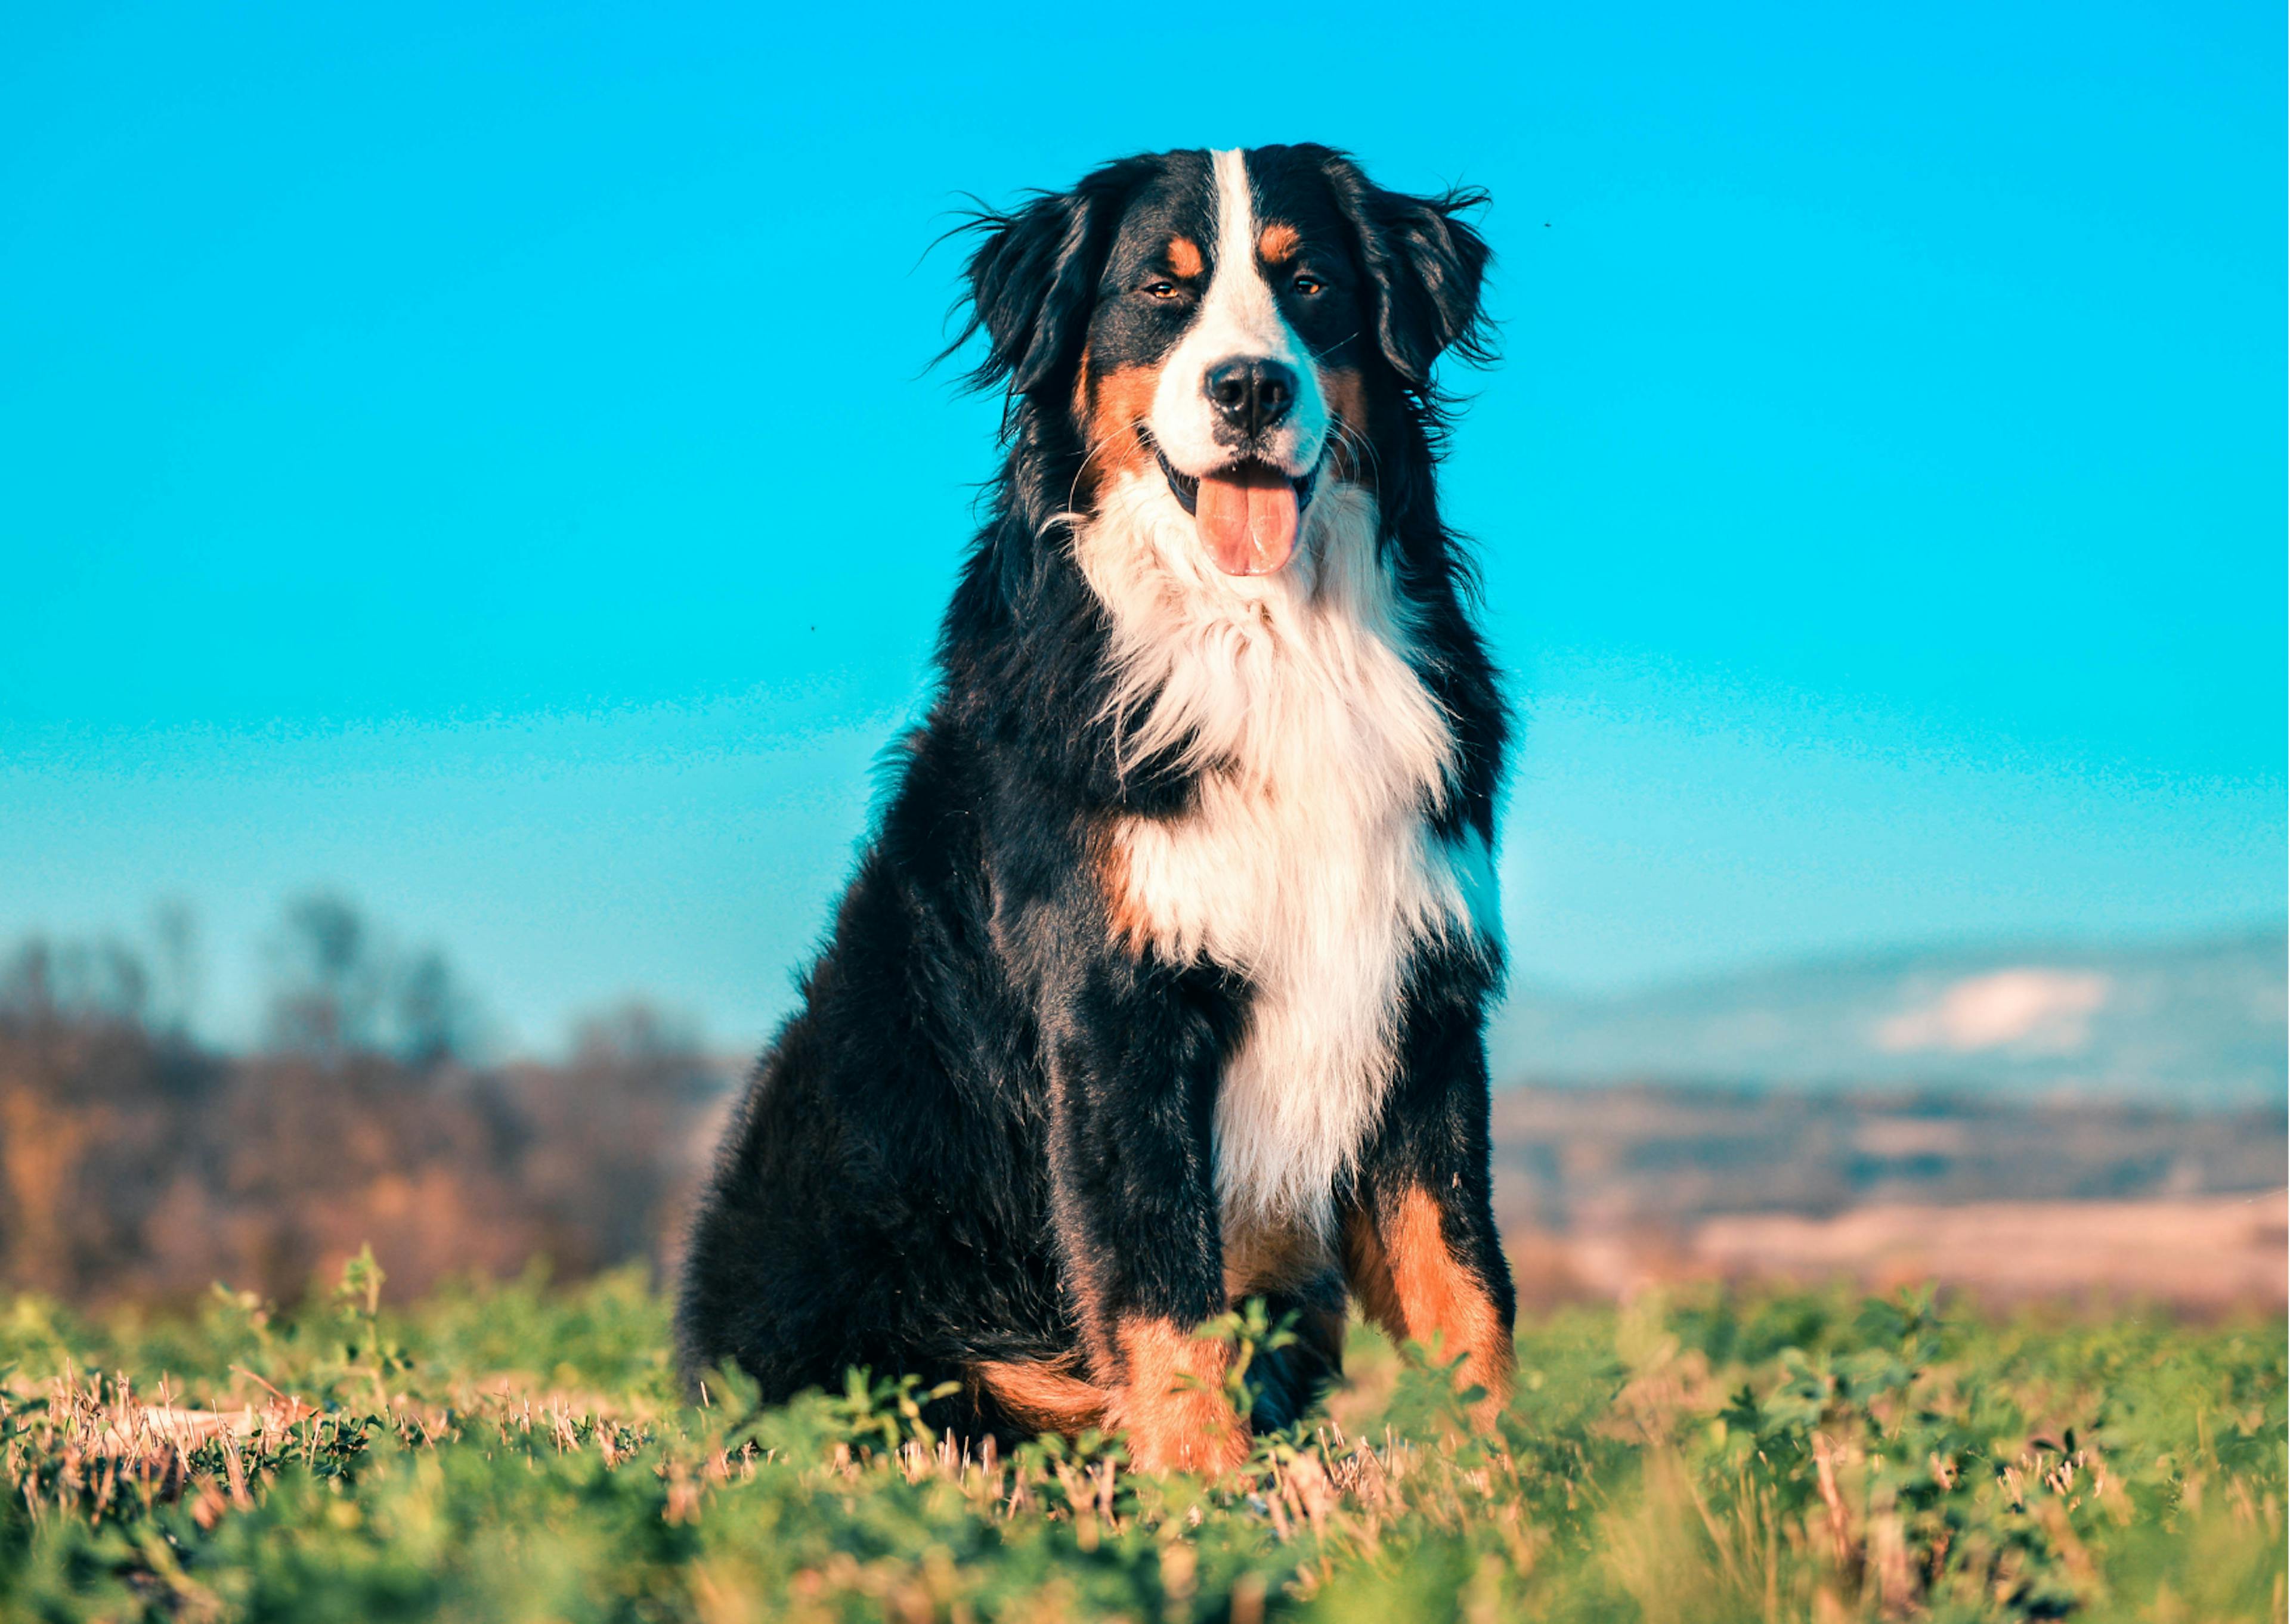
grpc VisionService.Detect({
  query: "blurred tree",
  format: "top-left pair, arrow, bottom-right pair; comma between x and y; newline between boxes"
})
505,998 -> 721,1276
572,999 -> 705,1066
392,945 -> 484,1069
0,938 -> 55,1020
264,893 -> 487,1067
1,906 -> 722,1306
148,898 -> 202,1037
0,935 -> 151,1024
264,892 -> 385,1056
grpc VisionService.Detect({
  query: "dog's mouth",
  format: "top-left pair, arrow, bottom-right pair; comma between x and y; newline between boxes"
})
1156,447 -> 1319,577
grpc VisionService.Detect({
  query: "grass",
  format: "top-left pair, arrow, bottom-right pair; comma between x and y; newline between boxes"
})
0,1254 -> 2280,1622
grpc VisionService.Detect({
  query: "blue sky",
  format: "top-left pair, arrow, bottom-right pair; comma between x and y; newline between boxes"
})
4,1 -> 2281,1053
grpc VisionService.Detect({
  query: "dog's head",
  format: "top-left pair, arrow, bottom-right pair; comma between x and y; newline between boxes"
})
951,145 -> 1491,576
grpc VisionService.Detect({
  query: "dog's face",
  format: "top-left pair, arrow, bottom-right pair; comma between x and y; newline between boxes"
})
1079,149 -> 1357,575
954,145 -> 1491,577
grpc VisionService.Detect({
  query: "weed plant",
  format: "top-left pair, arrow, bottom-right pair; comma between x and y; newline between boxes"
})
1,1256 -> 2280,1622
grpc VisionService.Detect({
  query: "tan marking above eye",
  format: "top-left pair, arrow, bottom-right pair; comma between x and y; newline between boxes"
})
1167,235 -> 1203,278
1256,222 -> 1301,262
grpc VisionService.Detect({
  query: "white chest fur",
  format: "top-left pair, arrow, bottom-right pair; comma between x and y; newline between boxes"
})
1075,472 -> 1499,1246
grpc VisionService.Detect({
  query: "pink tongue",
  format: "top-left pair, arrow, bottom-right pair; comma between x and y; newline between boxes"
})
1194,467 -> 1299,575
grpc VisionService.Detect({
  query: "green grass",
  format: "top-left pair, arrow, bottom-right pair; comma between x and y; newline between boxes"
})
1,1256 -> 2280,1622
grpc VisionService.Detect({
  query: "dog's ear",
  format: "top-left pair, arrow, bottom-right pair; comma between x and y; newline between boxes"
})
1319,150 -> 1494,394
943,160 -> 1146,401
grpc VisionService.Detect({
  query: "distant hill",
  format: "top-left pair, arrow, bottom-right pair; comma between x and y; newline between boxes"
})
1491,926 -> 2286,1107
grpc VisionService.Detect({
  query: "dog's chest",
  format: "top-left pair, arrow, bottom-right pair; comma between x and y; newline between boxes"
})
1088,498 -> 1492,1241
1114,752 -> 1477,1241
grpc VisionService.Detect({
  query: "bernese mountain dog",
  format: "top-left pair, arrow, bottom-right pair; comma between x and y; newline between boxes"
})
678,144 -> 1512,1473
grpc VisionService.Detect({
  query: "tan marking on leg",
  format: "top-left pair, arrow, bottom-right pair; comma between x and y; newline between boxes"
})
1111,1318 -> 1248,1475
1255,221 -> 1300,264
1062,1219 -> 1117,1382
1343,1188 -> 1514,1423
1167,234 -> 1203,278
971,1355 -> 1107,1437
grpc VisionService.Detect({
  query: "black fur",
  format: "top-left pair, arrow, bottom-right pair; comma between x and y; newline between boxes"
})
677,144 -> 1512,1446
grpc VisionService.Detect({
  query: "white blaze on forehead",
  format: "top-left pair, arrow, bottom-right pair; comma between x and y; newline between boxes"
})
1203,148 -> 1288,358
1145,148 -> 1329,479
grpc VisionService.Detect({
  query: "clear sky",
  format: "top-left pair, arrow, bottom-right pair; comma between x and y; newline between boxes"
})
4,1 -> 2282,1054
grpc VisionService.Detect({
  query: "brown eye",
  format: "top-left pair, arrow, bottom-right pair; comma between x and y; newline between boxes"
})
1292,273 -> 1325,296
1142,280 -> 1180,300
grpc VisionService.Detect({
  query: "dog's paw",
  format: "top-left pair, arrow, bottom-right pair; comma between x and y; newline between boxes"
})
1110,1319 -> 1251,1477
1119,1389 -> 1249,1476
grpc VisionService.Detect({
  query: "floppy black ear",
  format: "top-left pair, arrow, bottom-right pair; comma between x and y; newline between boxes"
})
942,159 -> 1149,401
1319,151 -> 1494,394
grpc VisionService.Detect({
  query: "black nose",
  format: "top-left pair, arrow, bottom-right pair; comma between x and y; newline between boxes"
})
1204,358 -> 1297,436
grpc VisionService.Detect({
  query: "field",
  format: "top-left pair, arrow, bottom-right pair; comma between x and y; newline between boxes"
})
1,1259 -> 2281,1623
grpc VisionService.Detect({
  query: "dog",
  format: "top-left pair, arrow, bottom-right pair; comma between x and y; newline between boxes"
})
677,144 -> 1513,1473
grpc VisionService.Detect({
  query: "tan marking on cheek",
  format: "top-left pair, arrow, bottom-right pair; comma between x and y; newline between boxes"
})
1079,362 -> 1158,502
1167,235 -> 1203,278
1320,365 -> 1367,430
1110,1318 -> 1248,1475
1256,221 -> 1300,263
970,1355 -> 1107,1437
1318,365 -> 1369,479
1342,1188 -> 1515,1423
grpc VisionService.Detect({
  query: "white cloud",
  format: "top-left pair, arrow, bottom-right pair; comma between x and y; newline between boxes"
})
1876,968 -> 2111,1055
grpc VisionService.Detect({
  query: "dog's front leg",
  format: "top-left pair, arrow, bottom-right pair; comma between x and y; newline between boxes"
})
1044,960 -> 1249,1476
1340,956 -> 1518,1430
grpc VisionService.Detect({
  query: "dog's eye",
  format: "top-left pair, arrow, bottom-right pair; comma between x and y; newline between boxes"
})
1141,280 -> 1181,300
1291,274 -> 1326,296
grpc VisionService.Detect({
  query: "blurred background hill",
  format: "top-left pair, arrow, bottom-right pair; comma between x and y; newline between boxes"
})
1495,927 -> 2285,1104
1486,926 -> 2286,1311
2,896 -> 2277,1316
